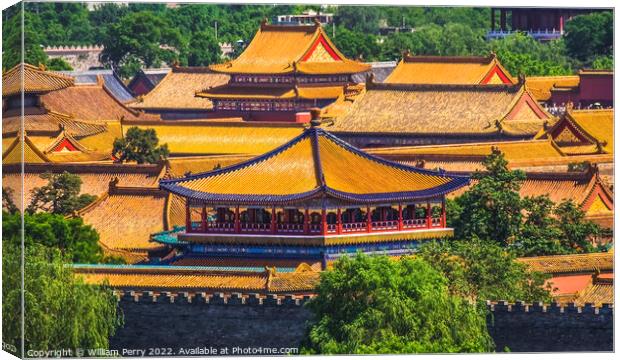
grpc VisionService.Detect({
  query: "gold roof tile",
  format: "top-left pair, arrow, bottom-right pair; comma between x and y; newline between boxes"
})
209,23 -> 369,75
331,82 -> 550,135
2,63 -> 74,97
525,75 -> 580,101
518,252 -> 613,274
385,53 -> 514,84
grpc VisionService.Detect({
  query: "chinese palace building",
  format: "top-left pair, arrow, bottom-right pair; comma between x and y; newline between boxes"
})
384,52 -> 515,85
155,114 -> 469,268
196,20 -> 370,122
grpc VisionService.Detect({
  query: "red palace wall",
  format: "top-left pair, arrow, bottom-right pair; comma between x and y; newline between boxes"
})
551,74 -> 613,107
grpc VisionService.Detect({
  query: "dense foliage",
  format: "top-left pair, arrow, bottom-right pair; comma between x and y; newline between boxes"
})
2,210 -> 123,264
2,239 -> 122,356
2,4 -> 612,76
417,239 -> 552,302
451,150 -> 601,257
303,254 -> 493,354
27,171 -> 97,215
112,127 -> 169,164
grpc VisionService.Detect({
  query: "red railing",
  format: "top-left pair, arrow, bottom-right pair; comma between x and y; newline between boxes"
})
342,222 -> 367,233
371,220 -> 398,231
191,218 -> 445,235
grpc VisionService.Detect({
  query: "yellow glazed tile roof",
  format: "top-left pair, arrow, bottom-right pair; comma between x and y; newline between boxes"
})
209,23 -> 369,75
2,134 -> 51,164
197,85 -> 344,100
517,252 -> 613,274
132,122 -> 303,156
367,140 -> 565,161
2,63 -> 74,96
385,53 -> 514,84
573,278 -> 613,306
167,155 -> 252,178
40,84 -> 159,122
131,67 -> 230,110
78,190 -> 167,252
567,109 -> 613,154
331,82 -> 550,135
160,127 -> 468,205
76,266 -> 320,293
2,107 -> 107,138
525,75 -> 580,101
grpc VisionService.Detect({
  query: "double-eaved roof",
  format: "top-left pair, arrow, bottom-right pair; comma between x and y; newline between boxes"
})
385,52 -> 514,85
209,21 -> 370,75
160,126 -> 469,205
331,79 -> 553,137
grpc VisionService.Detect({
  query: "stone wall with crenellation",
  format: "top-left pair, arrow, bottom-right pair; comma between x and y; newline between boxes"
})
110,292 -> 613,355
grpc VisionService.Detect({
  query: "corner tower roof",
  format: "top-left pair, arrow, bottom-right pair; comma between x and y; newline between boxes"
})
160,126 -> 468,205
209,22 -> 370,75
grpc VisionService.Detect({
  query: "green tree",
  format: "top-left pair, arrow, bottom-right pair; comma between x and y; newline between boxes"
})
332,26 -> 380,61
511,196 -> 566,257
3,211 -> 106,264
564,12 -> 613,63
182,30 -> 221,66
27,172 -> 96,215
591,55 -> 613,70
490,33 -> 573,76
112,127 -> 170,164
554,200 -> 599,253
303,254 -> 493,354
418,239 -> 552,303
2,10 -> 47,70
46,57 -> 73,70
100,11 -> 184,78
452,150 -> 525,245
335,6 -> 381,34
2,240 -> 122,356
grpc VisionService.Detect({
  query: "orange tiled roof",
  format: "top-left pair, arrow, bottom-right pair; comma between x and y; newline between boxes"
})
160,126 -> 468,205
385,53 -> 514,85
566,109 -> 613,154
130,67 -> 229,110
525,75 -> 580,101
209,22 -> 370,75
2,107 -> 107,138
573,276 -> 613,306
77,187 -> 169,252
367,140 -> 565,161
2,163 -> 163,212
132,121 -> 304,156
40,83 -> 159,122
76,265 -> 320,293
517,252 -> 613,274
2,63 -> 74,97
197,84 -> 344,100
2,133 -> 51,164
331,82 -> 551,135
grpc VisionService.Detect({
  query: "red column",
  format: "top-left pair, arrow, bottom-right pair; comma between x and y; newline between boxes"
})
559,15 -> 564,33
321,208 -> 327,235
234,206 -> 240,233
186,201 -> 192,233
201,206 -> 207,233
426,201 -> 432,228
336,208 -> 342,234
304,208 -> 310,234
366,206 -> 372,232
441,199 -> 446,228
398,204 -> 403,231
271,206 -> 277,234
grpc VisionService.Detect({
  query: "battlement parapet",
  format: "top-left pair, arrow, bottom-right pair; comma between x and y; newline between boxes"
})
114,290 -> 314,307
487,300 -> 613,316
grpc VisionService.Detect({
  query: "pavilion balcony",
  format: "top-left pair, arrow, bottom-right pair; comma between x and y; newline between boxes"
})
486,29 -> 563,41
183,202 -> 447,237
